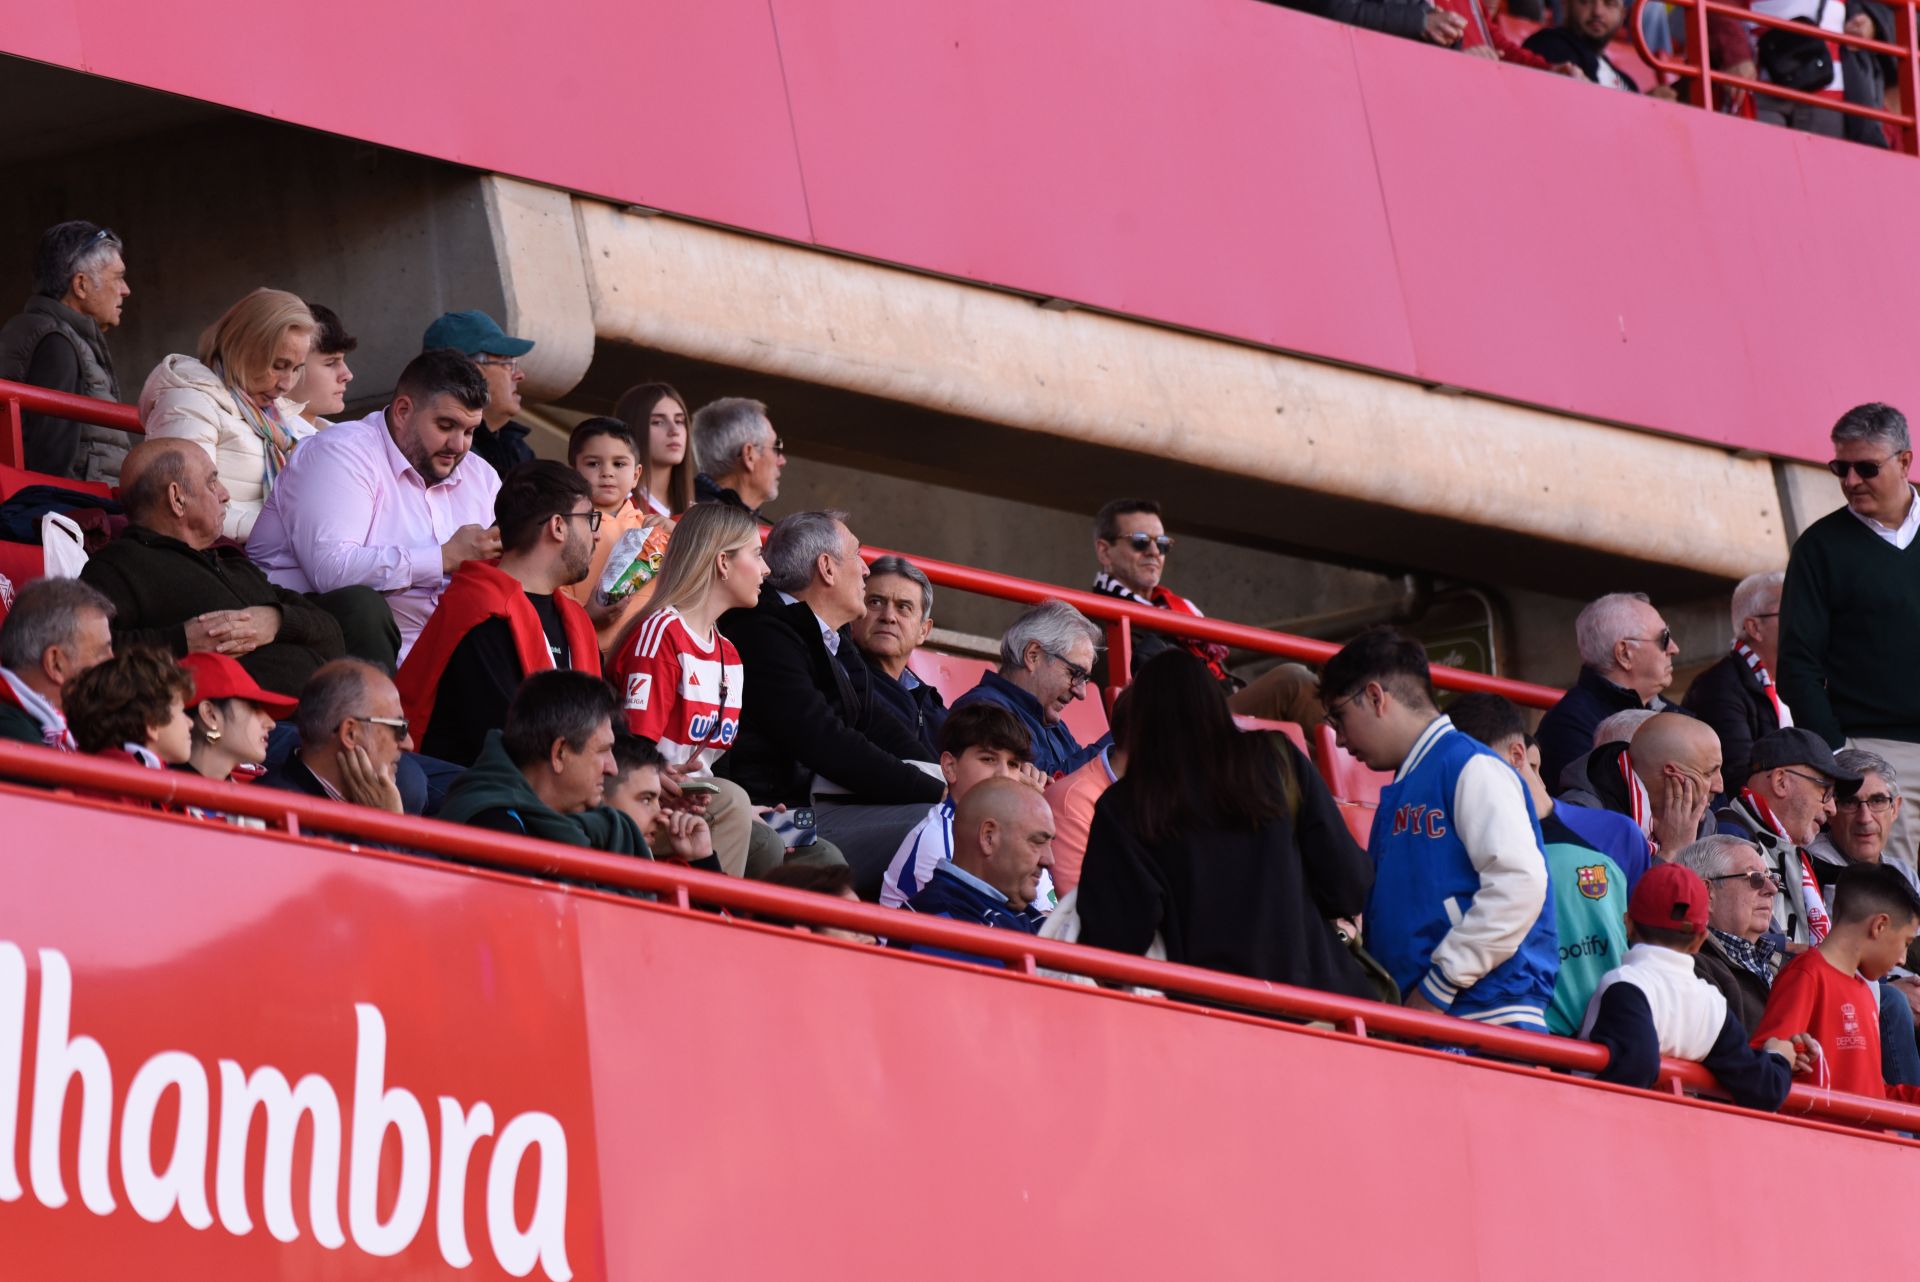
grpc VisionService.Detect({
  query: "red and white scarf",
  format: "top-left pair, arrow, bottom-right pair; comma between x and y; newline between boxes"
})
0,668 -> 74,752
1734,641 -> 1793,730
1618,748 -> 1655,842
1091,573 -> 1233,680
1742,786 -> 1831,943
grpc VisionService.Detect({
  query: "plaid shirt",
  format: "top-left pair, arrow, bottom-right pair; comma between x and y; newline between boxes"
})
1712,928 -> 1783,983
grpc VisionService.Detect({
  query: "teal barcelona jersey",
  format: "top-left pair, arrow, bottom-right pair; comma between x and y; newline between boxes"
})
1541,809 -> 1630,1037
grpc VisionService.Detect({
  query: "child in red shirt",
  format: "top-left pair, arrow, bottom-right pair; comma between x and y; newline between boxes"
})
1753,863 -> 1920,1101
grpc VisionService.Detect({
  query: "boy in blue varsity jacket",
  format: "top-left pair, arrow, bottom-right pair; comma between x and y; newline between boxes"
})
1322,629 -> 1559,1031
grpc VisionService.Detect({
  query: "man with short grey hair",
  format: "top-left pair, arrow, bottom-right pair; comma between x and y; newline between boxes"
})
0,577 -> 116,750
692,396 -> 785,518
1780,402 -> 1920,875
847,554 -> 947,758
0,220 -> 136,481
1536,590 -> 1684,793
951,599 -> 1109,778
719,510 -> 941,896
1684,569 -> 1789,793
1675,834 -> 1780,1032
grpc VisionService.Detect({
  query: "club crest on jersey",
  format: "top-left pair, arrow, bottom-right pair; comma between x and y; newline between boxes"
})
1391,803 -> 1448,838
625,672 -> 652,710
1577,864 -> 1609,900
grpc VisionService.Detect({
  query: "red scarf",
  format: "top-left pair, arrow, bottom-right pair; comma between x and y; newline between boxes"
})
1092,573 -> 1232,682
1741,786 -> 1831,943
1617,748 -> 1654,843
1734,641 -> 1792,730
397,561 -> 601,740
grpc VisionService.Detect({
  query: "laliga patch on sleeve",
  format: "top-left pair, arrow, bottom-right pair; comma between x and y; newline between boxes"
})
626,672 -> 651,710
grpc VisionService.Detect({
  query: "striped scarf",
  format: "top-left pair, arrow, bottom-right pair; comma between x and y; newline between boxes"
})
0,668 -> 73,751
1734,641 -> 1793,729
1741,786 -> 1832,943
217,361 -> 296,491
1617,748 -> 1654,842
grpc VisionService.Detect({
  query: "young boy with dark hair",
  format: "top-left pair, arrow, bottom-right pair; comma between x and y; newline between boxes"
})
879,701 -> 1051,910
1581,863 -> 1801,1109
1321,627 -> 1557,1030
1753,862 -> 1920,1101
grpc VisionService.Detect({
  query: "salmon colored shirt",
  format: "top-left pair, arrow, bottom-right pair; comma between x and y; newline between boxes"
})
1044,745 -> 1119,896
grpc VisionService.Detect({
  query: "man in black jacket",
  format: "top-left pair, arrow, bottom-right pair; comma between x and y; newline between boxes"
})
1522,0 -> 1649,89
1537,590 -> 1686,792
81,439 -> 347,697
719,510 -> 944,896
847,554 -> 947,759
1684,570 -> 1787,796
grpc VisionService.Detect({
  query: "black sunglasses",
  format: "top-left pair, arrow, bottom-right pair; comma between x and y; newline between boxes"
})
1623,628 -> 1673,651
1705,871 -> 1783,893
1118,534 -> 1173,555
1827,456 -> 1902,480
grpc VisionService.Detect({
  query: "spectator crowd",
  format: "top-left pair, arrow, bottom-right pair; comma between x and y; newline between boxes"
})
3,217 -> 1920,1119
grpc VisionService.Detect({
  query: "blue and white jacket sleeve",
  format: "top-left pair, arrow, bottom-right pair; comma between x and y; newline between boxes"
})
1421,756 -> 1550,1010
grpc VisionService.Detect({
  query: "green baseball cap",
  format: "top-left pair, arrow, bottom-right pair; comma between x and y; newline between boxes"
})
421,310 -> 534,358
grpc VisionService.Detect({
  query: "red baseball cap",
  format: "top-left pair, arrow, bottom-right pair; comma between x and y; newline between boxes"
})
176,653 -> 298,719
1628,863 -> 1710,937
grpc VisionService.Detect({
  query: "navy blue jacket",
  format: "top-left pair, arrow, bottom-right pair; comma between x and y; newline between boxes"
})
950,669 -> 1106,778
470,420 -> 534,481
1538,666 -> 1684,796
900,862 -> 1045,965
1586,984 -> 1791,1110
842,647 -> 947,760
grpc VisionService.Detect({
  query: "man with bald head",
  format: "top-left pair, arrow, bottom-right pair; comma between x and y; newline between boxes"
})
80,438 -> 345,696
1716,728 -> 1861,946
1569,711 -> 1723,856
900,777 -> 1055,958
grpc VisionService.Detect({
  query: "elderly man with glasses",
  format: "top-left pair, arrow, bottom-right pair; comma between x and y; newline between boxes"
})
263,659 -> 421,816
1088,497 -> 1323,727
1676,835 -> 1787,1033
1780,402 -> 1920,878
952,599 -> 1110,780
1536,590 -> 1687,793
1715,728 -> 1861,946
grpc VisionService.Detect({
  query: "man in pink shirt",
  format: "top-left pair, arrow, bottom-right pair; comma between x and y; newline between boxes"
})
249,348 -> 503,663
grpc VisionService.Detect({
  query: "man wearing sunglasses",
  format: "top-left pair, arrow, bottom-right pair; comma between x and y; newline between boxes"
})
1676,835 -> 1786,1034
398,461 -> 603,767
1536,590 -> 1686,794
1779,402 -> 1920,878
1715,728 -> 1860,946
1088,498 -> 1323,726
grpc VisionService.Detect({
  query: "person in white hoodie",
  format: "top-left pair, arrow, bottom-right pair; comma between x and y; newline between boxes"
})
140,288 -> 313,542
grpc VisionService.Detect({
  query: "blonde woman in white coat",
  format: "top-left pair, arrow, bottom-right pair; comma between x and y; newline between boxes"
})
140,288 -> 313,541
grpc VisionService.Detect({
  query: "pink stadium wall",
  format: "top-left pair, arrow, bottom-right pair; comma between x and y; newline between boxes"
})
9,0 -> 1915,462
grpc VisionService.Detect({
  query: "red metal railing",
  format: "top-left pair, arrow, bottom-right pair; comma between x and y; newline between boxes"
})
1631,0 -> 1920,151
0,737 -> 1915,1140
0,377 -> 1565,708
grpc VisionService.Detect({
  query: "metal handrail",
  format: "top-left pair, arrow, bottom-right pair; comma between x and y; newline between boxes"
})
3,736 -> 1918,1140
1631,0 -> 1920,150
0,376 -> 1564,708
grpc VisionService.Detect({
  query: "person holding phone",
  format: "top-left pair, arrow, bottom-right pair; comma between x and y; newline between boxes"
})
610,504 -> 835,876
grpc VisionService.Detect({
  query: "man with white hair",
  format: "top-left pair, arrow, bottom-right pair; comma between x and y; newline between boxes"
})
951,598 -> 1112,778
1675,834 -> 1782,1033
0,220 -> 135,481
1780,402 -> 1920,874
718,509 -> 941,896
1684,570 -> 1789,795
691,396 -> 785,519
1536,590 -> 1684,793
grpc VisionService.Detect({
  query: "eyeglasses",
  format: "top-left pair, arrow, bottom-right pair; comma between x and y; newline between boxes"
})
85,227 -> 116,249
1118,534 -> 1174,555
474,357 -> 521,373
768,438 -> 787,456
1705,871 -> 1784,893
562,509 -> 605,532
1045,649 -> 1092,690
1836,792 -> 1899,814
1781,768 -> 1836,802
1622,628 -> 1674,651
346,714 -> 410,738
1324,688 -> 1364,725
1827,456 -> 1901,480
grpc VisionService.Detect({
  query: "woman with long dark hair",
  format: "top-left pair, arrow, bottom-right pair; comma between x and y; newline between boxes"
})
613,382 -> 696,517
1076,650 -> 1376,998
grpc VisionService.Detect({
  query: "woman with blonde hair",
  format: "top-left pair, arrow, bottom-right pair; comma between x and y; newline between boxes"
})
609,502 -> 801,877
613,381 -> 696,517
141,287 -> 313,540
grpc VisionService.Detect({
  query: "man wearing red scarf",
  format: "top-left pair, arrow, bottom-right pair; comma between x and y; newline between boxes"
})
1715,729 -> 1861,946
398,461 -> 601,767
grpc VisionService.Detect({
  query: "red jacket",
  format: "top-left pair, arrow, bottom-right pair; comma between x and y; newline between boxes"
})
1437,0 -> 1553,67
397,560 -> 601,741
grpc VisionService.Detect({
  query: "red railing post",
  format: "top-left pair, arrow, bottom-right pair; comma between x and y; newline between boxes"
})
1,396 -> 22,471
1898,0 -> 1920,154
1107,616 -> 1133,698
1688,0 -> 1715,109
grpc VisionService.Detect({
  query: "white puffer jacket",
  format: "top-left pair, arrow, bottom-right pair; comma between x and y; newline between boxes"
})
139,354 -> 302,542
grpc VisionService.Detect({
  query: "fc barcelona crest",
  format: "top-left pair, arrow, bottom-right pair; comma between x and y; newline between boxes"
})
1577,864 -> 1609,901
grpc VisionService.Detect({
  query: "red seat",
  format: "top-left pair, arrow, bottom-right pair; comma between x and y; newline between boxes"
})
1232,715 -> 1309,756
1311,723 -> 1391,808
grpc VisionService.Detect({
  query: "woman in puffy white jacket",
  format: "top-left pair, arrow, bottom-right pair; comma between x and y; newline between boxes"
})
139,289 -> 314,541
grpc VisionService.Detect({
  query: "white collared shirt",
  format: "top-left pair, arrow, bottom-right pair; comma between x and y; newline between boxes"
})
1847,485 -> 1920,550
777,591 -> 841,655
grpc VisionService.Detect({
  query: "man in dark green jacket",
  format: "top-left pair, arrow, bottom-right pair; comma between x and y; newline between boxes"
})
438,670 -> 646,862
1779,402 -> 1920,876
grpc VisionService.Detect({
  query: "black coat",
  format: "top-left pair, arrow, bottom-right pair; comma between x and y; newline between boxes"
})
841,645 -> 948,760
1076,737 -> 1376,999
1538,667 -> 1685,797
1682,650 -> 1780,795
1694,933 -> 1771,1035
1521,27 -> 1642,89
81,525 -> 345,696
716,586 -> 945,808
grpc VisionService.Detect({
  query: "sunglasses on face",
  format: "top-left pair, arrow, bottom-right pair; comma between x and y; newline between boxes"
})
1827,457 -> 1900,480
1118,534 -> 1173,555
1705,871 -> 1783,893
1622,628 -> 1673,651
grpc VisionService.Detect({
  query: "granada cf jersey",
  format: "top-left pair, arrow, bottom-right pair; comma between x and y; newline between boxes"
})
612,608 -> 744,773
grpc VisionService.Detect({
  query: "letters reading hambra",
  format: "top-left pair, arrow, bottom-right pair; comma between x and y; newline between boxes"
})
0,942 -> 573,1281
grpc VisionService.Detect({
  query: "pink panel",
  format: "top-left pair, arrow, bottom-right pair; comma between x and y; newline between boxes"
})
9,0 -> 812,242
769,0 -> 1418,371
